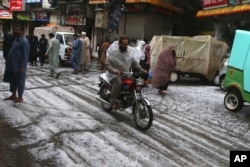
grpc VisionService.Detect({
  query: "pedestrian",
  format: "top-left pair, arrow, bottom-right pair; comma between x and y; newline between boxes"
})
79,33 -> 85,71
70,33 -> 82,74
133,40 -> 145,64
140,44 -> 151,85
82,32 -> 91,71
2,27 -> 15,83
99,38 -> 110,71
26,31 -> 39,66
3,24 -> 30,103
151,46 -> 176,95
2,27 -> 15,61
38,34 -> 48,66
45,33 -> 61,78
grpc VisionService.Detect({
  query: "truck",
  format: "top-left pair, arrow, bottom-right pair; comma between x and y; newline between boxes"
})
150,35 -> 229,82
33,25 -> 75,66
224,30 -> 250,112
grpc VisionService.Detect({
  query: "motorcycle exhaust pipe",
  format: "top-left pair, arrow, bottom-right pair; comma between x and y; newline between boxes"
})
96,96 -> 111,106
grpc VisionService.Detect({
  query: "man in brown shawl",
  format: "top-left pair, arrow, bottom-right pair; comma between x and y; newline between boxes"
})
151,46 -> 176,95
99,38 -> 110,71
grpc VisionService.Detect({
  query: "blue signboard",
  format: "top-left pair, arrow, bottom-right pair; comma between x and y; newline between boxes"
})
26,0 -> 41,3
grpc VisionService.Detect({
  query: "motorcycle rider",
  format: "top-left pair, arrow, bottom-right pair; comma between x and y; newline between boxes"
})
105,36 -> 147,109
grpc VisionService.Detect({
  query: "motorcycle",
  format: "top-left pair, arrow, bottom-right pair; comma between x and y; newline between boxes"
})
96,71 -> 153,130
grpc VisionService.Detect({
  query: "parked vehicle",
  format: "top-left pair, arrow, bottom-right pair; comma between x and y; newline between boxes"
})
150,35 -> 229,82
224,30 -> 250,112
97,72 -> 153,130
214,54 -> 230,90
55,32 -> 74,66
33,25 -> 75,66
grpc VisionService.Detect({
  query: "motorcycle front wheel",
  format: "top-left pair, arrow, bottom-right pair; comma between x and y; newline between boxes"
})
133,99 -> 153,130
100,85 -> 112,112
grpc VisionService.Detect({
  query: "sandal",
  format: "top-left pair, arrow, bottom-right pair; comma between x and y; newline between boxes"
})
4,96 -> 17,101
111,103 -> 118,110
159,90 -> 166,95
14,98 -> 23,103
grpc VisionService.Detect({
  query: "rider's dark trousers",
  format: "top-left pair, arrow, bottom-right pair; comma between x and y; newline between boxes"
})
110,76 -> 122,105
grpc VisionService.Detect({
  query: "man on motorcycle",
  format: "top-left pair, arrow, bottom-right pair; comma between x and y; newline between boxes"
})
105,36 -> 147,109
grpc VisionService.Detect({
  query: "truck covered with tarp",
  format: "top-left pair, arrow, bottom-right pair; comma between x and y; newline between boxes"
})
150,35 -> 229,81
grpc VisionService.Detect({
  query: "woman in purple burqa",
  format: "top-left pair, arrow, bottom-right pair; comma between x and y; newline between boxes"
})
151,46 -> 176,95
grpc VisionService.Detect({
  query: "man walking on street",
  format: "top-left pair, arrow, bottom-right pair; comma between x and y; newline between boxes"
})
82,32 -> 91,71
70,34 -> 82,74
4,24 -> 30,103
79,33 -> 85,71
45,33 -> 60,78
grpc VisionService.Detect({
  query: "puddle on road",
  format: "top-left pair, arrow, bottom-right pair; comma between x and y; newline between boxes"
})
0,116 -> 36,167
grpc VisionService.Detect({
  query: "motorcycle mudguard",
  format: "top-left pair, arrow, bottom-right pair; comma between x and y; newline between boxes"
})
99,73 -> 111,85
137,98 -> 151,106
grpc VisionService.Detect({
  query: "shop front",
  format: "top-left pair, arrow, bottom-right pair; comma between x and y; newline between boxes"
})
196,0 -> 250,48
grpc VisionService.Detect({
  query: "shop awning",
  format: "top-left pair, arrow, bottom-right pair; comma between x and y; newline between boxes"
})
196,4 -> 250,18
89,0 -> 183,14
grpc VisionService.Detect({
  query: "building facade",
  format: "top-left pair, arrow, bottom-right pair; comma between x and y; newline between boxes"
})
196,0 -> 250,48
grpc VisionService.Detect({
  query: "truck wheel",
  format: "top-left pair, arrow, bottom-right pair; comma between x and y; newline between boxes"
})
224,90 -> 243,112
170,72 -> 179,82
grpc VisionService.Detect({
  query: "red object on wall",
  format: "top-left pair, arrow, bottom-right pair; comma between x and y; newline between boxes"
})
10,0 -> 24,11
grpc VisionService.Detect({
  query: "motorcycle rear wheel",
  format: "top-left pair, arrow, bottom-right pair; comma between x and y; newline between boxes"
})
100,85 -> 112,112
133,99 -> 153,130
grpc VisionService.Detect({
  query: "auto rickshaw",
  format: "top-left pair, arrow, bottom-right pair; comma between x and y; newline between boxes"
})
224,30 -> 250,112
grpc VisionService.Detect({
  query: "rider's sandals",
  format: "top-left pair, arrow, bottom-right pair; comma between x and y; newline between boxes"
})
159,90 -> 166,95
111,104 -> 118,110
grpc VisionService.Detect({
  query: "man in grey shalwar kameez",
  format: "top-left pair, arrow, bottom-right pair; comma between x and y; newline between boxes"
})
45,33 -> 60,78
4,24 -> 30,103
105,36 -> 147,109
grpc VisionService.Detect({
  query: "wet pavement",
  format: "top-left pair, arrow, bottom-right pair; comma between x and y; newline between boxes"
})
0,58 -> 100,167
0,115 -> 34,167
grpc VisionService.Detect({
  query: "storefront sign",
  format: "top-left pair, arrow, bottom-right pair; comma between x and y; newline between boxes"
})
35,12 -> 49,22
203,0 -> 228,9
0,10 -> 13,19
16,12 -> 35,20
110,9 -> 122,31
203,0 -> 250,9
240,0 -> 250,4
16,11 -> 49,21
228,0 -> 242,5
95,11 -> 108,29
10,0 -> 25,11
65,16 -> 83,25
26,0 -> 41,3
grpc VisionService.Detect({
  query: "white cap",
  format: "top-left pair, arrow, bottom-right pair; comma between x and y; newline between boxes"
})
82,32 -> 86,35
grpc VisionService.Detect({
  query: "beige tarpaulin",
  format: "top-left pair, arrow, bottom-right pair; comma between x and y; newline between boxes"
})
150,35 -> 229,81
